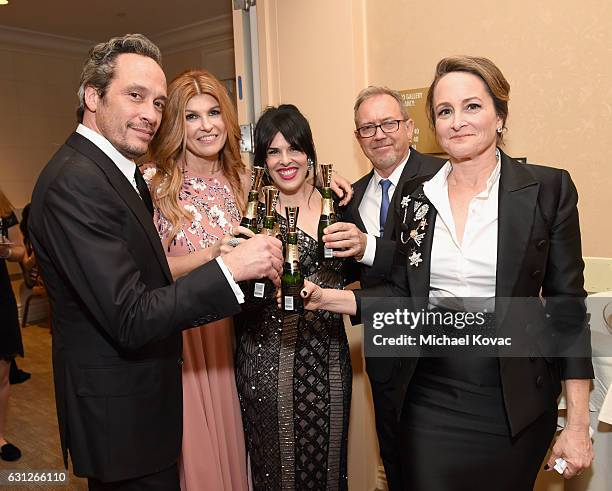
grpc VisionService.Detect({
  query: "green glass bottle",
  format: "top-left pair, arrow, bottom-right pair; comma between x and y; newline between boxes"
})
238,165 -> 264,238
317,163 -> 336,260
281,206 -> 304,313
252,185 -> 279,300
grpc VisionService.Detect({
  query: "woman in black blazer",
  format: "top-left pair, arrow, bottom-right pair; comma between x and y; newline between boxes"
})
300,56 -> 593,490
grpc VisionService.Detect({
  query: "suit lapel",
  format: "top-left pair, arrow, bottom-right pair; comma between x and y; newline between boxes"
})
395,177 -> 436,301
383,150 -> 423,240
495,151 -> 539,299
66,133 -> 173,283
393,152 -> 539,316
348,170 -> 372,232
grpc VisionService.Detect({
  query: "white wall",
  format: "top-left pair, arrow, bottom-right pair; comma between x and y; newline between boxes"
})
0,31 -> 86,208
0,18 -> 236,210
154,15 -> 235,85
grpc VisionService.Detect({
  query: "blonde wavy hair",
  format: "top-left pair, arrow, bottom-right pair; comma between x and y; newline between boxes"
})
148,69 -> 246,243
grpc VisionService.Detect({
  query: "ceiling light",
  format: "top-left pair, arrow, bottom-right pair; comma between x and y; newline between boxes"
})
0,0 -> 9,5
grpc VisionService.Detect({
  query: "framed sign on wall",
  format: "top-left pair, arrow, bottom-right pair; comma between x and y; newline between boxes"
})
399,87 -> 442,155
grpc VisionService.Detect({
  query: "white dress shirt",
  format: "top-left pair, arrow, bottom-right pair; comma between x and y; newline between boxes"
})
424,153 -> 501,307
75,124 -> 244,303
77,124 -> 139,191
358,150 -> 410,266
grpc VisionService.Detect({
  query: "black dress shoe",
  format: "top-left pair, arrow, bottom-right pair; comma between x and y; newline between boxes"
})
0,443 -> 21,461
9,369 -> 31,385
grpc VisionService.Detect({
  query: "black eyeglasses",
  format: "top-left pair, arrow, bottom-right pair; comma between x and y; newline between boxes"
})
355,119 -> 406,138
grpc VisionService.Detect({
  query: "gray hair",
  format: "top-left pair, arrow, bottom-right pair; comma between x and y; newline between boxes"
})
353,86 -> 410,125
76,33 -> 162,122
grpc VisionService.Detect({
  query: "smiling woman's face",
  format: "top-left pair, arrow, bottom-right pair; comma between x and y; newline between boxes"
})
184,93 -> 227,161
265,131 -> 309,194
433,71 -> 502,161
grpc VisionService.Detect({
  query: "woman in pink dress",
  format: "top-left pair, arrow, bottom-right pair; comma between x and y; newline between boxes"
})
145,69 -> 251,491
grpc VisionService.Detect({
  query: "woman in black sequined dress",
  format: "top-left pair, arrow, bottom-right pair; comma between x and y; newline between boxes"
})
234,105 -> 352,490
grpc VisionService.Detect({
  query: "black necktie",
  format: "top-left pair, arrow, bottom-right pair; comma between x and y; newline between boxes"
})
134,167 -> 154,217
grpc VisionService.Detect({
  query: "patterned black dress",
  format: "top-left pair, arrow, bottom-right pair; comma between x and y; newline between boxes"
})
0,212 -> 24,360
235,209 -> 352,490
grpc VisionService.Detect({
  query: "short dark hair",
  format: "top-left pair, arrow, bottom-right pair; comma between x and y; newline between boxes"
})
254,104 -> 318,185
76,33 -> 162,122
426,56 -> 510,143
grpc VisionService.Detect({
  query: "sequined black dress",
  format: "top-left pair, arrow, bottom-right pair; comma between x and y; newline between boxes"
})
235,210 -> 352,491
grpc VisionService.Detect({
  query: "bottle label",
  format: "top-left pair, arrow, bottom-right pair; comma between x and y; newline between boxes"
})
286,244 -> 300,273
324,246 -> 334,259
284,295 -> 294,311
321,197 -> 333,217
244,200 -> 257,219
253,282 -> 265,298
282,283 -> 303,311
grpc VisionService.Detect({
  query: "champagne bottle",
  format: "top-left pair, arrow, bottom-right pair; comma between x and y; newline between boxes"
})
252,185 -> 279,300
0,217 -> 7,243
317,163 -> 336,260
238,165 -> 265,237
281,206 -> 304,312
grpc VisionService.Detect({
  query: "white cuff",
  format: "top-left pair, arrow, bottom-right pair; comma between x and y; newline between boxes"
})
599,382 -> 612,425
215,257 -> 245,304
357,233 -> 376,267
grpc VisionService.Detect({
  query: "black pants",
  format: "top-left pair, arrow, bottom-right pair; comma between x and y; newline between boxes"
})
369,377 -> 403,491
87,464 -> 180,491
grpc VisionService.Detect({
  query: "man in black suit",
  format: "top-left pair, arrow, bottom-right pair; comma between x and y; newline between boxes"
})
323,86 -> 443,490
29,34 -> 282,490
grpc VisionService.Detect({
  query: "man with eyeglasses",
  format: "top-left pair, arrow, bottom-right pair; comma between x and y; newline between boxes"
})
322,86 -> 443,490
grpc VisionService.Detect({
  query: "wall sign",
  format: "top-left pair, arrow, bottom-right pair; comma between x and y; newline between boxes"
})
399,87 -> 442,155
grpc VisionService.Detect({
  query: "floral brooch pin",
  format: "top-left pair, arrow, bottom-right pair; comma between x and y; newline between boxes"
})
400,191 -> 430,267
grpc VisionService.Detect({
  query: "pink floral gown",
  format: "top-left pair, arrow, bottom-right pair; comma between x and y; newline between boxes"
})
144,165 -> 249,491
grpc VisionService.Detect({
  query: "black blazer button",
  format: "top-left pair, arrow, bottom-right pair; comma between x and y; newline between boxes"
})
178,357 -> 184,367
536,239 -> 547,249
531,270 -> 541,278
536,375 -> 544,387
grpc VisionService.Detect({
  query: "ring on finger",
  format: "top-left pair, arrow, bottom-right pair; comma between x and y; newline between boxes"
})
228,237 -> 240,248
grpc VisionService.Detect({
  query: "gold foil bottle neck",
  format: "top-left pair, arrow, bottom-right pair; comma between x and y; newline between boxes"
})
320,163 -> 333,188
261,186 -> 279,218
285,206 -> 299,233
251,166 -> 265,192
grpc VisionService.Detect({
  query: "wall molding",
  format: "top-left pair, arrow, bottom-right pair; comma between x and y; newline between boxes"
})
0,13 -> 234,58
0,25 -> 92,57
151,14 -> 234,55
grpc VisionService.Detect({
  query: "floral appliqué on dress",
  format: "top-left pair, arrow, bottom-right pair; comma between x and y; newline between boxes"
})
143,167 -> 241,254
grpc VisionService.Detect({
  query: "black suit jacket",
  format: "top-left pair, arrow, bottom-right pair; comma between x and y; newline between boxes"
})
343,149 -> 443,284
355,150 -> 593,435
342,149 -> 444,381
29,133 -> 242,482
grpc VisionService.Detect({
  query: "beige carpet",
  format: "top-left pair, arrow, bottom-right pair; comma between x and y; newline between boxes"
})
2,323 -> 87,490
